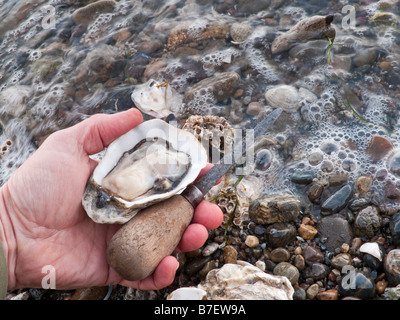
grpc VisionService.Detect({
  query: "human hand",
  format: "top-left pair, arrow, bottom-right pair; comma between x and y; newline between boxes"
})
0,108 -> 223,291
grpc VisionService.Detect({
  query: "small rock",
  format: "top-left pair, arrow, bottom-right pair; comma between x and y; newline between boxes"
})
356,175 -> 373,194
302,245 -> 324,265
318,215 -> 353,251
223,245 -> 238,264
230,21 -> 252,43
245,235 -> 259,248
308,152 -> 324,166
353,48 -> 378,68
183,72 -> 240,103
304,263 -> 330,280
249,193 -> 301,225
390,212 -> 400,246
306,283 -> 320,300
308,183 -> 324,202
375,281 -> 388,295
71,0 -> 116,27
321,184 -> 353,215
273,262 -> 300,285
294,255 -> 306,271
202,242 -> 219,257
298,224 -> 318,240
317,289 -> 339,300
290,170 -> 316,184
265,222 -> 297,248
185,256 -> 212,276
382,284 -> 400,300
338,270 -> 376,299
330,253 -> 352,270
354,206 -> 382,237
270,248 -> 291,263
366,135 -> 393,162
388,150 -> 400,177
384,249 -> 400,285
293,287 -> 307,300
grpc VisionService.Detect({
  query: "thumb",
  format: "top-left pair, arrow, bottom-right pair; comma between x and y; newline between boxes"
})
73,108 -> 143,155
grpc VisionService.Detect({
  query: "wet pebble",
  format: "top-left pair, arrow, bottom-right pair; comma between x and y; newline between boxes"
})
183,71 -> 240,103
302,245 -> 324,265
308,182 -> 324,202
306,283 -> 320,300
354,206 -> 382,237
290,170 -> 315,184
388,150 -> 400,177
223,245 -> 238,264
308,152 -> 323,166
338,270 -> 375,299
384,249 -> 400,285
298,224 -> 318,240
304,263 -> 330,281
390,212 -> 400,246
317,289 -> 338,300
356,175 -> 373,194
245,235 -> 259,248
273,262 -> 300,285
321,184 -> 353,215
330,253 -> 352,270
265,222 -> 297,248
270,248 -> 291,263
202,242 -> 219,256
254,149 -> 273,171
318,215 -> 353,251
366,135 -> 394,162
249,193 -> 301,224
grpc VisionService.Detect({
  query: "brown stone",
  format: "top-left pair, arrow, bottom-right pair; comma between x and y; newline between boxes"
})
330,253 -> 352,270
317,289 -> 338,300
223,245 -> 238,264
366,135 -> 393,162
376,280 -> 388,294
356,175 -> 373,194
270,248 -> 291,263
298,224 -> 318,240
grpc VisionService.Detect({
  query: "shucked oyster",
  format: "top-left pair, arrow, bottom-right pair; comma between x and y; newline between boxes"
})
131,79 -> 182,118
82,119 -> 208,224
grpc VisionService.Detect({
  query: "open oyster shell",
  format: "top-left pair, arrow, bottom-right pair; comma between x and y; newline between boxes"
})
82,119 -> 208,224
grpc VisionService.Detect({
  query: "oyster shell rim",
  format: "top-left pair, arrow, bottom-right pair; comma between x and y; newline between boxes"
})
89,118 -> 208,210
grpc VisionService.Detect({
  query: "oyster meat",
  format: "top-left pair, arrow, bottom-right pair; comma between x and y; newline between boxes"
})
82,119 -> 207,224
131,79 -> 182,118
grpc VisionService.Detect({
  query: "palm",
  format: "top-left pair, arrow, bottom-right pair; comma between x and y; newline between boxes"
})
2,109 -> 223,291
6,130 -> 119,289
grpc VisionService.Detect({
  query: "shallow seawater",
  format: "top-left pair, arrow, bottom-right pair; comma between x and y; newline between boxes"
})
1,0 -> 400,300
2,0 -> 398,205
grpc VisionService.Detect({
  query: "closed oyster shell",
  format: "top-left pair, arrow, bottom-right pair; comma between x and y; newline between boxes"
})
82,119 -> 207,224
265,85 -> 317,112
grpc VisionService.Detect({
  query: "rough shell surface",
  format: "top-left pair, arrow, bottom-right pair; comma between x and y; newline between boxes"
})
205,174 -> 263,227
182,114 -> 235,159
198,261 -> 294,300
167,287 -> 207,300
82,119 -> 207,224
131,79 -> 182,118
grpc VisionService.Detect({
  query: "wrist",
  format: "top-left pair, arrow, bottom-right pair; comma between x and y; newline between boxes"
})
0,183 -> 17,289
